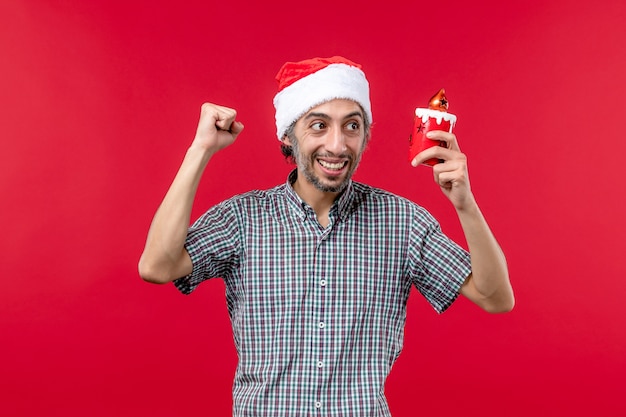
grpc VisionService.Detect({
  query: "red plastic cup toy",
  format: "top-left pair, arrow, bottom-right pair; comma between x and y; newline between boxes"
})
408,88 -> 457,166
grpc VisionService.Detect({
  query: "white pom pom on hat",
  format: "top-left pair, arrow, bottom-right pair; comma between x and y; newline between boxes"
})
273,56 -> 373,141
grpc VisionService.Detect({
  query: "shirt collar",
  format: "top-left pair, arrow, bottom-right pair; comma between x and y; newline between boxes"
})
284,169 -> 356,222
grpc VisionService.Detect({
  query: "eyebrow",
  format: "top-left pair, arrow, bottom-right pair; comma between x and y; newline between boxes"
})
304,111 -> 364,121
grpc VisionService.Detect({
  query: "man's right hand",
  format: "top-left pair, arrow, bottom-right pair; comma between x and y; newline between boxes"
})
192,103 -> 244,154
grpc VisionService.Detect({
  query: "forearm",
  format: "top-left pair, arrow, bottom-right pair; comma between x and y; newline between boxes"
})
457,197 -> 514,313
138,145 -> 214,283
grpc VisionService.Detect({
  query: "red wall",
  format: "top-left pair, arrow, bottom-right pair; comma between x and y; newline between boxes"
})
2,1 -> 625,416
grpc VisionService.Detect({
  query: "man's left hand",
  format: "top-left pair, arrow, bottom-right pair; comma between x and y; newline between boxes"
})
411,130 -> 474,211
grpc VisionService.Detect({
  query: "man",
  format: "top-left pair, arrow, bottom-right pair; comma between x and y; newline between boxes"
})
139,56 -> 514,416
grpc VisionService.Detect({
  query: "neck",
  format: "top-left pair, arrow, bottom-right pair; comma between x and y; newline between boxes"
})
292,176 -> 340,227
293,178 -> 337,210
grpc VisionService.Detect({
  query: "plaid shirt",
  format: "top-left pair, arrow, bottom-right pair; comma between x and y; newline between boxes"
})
175,170 -> 471,417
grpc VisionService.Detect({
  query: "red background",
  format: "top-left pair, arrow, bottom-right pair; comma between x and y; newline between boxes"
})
2,1 -> 625,416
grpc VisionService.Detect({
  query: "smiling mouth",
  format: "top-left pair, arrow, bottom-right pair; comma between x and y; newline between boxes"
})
318,159 -> 347,170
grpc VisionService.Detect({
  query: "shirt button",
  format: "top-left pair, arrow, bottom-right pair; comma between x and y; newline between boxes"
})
315,401 -> 322,409
318,322 -> 325,329
317,361 -> 324,368
319,279 -> 327,286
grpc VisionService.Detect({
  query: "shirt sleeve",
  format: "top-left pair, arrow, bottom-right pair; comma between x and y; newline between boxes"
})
173,200 -> 241,295
407,206 -> 472,313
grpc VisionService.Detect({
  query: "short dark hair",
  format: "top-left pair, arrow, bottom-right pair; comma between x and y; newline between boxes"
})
280,122 -> 297,164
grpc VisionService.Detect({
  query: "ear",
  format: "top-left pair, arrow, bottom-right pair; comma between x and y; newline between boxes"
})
281,135 -> 292,146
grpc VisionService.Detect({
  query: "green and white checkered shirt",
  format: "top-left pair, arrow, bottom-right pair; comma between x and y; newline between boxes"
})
175,170 -> 471,416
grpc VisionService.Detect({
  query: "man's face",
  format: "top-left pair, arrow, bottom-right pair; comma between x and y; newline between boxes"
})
286,99 -> 368,194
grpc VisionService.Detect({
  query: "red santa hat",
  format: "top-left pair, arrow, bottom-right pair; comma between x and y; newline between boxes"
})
273,56 -> 373,140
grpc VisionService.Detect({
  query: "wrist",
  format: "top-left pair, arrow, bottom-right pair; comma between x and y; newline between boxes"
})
182,144 -> 216,172
455,193 -> 480,216
187,141 -> 216,160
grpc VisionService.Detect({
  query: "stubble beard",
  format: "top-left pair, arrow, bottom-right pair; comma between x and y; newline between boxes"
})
291,136 -> 363,193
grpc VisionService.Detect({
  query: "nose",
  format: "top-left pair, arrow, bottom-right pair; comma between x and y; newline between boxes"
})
325,125 -> 347,155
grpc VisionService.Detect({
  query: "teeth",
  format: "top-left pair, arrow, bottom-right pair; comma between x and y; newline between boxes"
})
319,160 -> 345,170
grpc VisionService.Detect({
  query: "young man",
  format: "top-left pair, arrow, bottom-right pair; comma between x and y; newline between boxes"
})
139,56 -> 514,416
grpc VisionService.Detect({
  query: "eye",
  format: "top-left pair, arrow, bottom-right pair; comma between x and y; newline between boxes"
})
311,121 -> 326,131
345,121 -> 360,131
